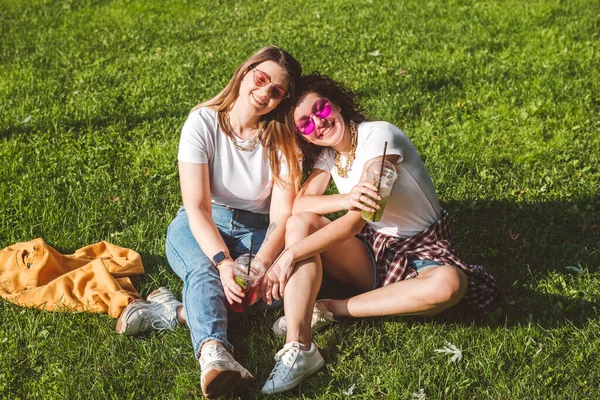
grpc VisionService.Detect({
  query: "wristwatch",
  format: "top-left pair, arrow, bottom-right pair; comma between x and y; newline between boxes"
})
212,251 -> 230,268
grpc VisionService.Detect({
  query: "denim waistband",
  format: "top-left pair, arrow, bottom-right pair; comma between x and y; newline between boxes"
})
177,204 -> 270,230
212,204 -> 270,230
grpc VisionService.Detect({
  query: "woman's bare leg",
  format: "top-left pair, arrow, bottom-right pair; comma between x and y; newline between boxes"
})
283,212 -> 375,347
325,265 -> 468,318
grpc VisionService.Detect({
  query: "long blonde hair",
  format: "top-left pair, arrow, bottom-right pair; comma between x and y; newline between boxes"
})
191,45 -> 302,189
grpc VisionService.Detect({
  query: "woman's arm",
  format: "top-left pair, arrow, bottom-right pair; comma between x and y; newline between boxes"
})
179,161 -> 245,304
270,155 -> 400,288
255,174 -> 297,268
292,168 -> 382,216
291,169 -> 341,215
289,155 -> 400,261
289,209 -> 366,261
256,174 -> 297,302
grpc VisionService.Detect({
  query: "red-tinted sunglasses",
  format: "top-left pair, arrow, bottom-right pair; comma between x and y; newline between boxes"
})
295,98 -> 332,135
250,67 -> 290,100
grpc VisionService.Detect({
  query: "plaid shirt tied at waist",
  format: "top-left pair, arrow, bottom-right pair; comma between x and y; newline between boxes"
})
357,210 -> 498,309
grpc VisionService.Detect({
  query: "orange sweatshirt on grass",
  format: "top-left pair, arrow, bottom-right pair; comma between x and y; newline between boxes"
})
0,238 -> 144,318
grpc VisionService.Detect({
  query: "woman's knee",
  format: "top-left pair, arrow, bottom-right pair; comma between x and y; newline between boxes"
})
422,266 -> 468,308
285,212 -> 323,243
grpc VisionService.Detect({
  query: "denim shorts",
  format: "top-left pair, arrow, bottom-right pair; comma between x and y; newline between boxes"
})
359,240 -> 443,289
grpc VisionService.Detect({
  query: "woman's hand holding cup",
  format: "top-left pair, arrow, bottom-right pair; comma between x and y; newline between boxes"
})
217,260 -> 244,305
345,180 -> 381,213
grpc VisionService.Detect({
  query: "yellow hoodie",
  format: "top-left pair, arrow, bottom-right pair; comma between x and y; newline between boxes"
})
0,238 -> 144,318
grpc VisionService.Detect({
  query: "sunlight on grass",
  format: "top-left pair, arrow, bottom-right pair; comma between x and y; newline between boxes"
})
1,0 -> 599,398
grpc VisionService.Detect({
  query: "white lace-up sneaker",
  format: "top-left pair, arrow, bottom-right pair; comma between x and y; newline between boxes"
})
261,342 -> 325,394
116,287 -> 182,335
199,344 -> 253,399
272,300 -> 336,337
146,287 -> 180,305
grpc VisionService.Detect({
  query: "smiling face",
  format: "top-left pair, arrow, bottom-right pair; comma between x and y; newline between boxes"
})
237,60 -> 290,116
293,92 -> 347,148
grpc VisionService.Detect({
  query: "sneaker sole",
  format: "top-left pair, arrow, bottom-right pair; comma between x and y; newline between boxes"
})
261,357 -> 325,394
204,369 -> 253,399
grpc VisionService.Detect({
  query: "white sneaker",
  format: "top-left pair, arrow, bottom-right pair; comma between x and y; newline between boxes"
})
199,344 -> 253,399
261,342 -> 325,394
116,287 -> 182,335
147,287 -> 180,305
272,300 -> 336,337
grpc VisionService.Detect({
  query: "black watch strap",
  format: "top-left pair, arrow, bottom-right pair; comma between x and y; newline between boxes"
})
212,251 -> 229,268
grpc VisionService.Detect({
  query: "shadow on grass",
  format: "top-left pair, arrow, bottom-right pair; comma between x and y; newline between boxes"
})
444,197 -> 599,329
0,108 -> 183,141
134,196 -> 599,331
314,196 -> 600,331
39,192 -> 598,334
445,197 -> 599,275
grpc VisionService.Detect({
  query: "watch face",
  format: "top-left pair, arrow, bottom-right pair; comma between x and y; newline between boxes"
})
213,251 -> 227,265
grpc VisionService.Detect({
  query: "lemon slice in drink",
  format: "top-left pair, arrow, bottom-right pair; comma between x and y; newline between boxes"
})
234,275 -> 249,289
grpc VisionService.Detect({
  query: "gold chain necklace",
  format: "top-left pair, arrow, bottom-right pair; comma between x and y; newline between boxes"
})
222,112 -> 262,152
334,120 -> 357,178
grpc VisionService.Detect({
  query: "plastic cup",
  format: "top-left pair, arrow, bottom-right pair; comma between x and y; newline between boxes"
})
228,254 -> 265,313
360,160 -> 398,222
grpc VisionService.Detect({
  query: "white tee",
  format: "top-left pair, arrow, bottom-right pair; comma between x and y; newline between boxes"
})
313,121 -> 442,237
178,107 -> 288,214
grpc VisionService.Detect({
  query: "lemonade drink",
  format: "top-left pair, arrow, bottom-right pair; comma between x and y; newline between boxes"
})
361,196 -> 389,222
360,160 -> 397,223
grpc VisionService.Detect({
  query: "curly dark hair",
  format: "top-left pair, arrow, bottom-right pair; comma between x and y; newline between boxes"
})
295,73 -> 367,173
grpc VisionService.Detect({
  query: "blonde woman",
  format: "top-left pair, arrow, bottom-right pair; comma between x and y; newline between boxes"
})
117,46 -> 302,399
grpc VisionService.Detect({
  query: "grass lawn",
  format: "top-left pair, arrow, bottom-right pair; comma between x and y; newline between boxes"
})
1,0 -> 599,398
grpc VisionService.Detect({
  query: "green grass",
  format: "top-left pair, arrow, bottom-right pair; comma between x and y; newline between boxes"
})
1,0 -> 599,398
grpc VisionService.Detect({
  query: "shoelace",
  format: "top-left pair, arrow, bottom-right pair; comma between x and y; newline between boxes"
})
268,343 -> 301,380
150,307 -> 176,332
201,345 -> 229,366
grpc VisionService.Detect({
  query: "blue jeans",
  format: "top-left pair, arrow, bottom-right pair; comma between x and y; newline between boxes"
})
165,205 -> 269,357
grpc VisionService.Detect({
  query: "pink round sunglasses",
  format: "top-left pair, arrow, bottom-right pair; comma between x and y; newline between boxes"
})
295,98 -> 332,135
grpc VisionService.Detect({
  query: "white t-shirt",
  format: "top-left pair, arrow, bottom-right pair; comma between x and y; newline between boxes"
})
178,107 -> 288,214
313,121 -> 442,237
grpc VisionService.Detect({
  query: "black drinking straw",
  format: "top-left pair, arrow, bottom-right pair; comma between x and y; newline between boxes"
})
247,239 -> 254,275
376,141 -> 388,193
374,141 -> 388,222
